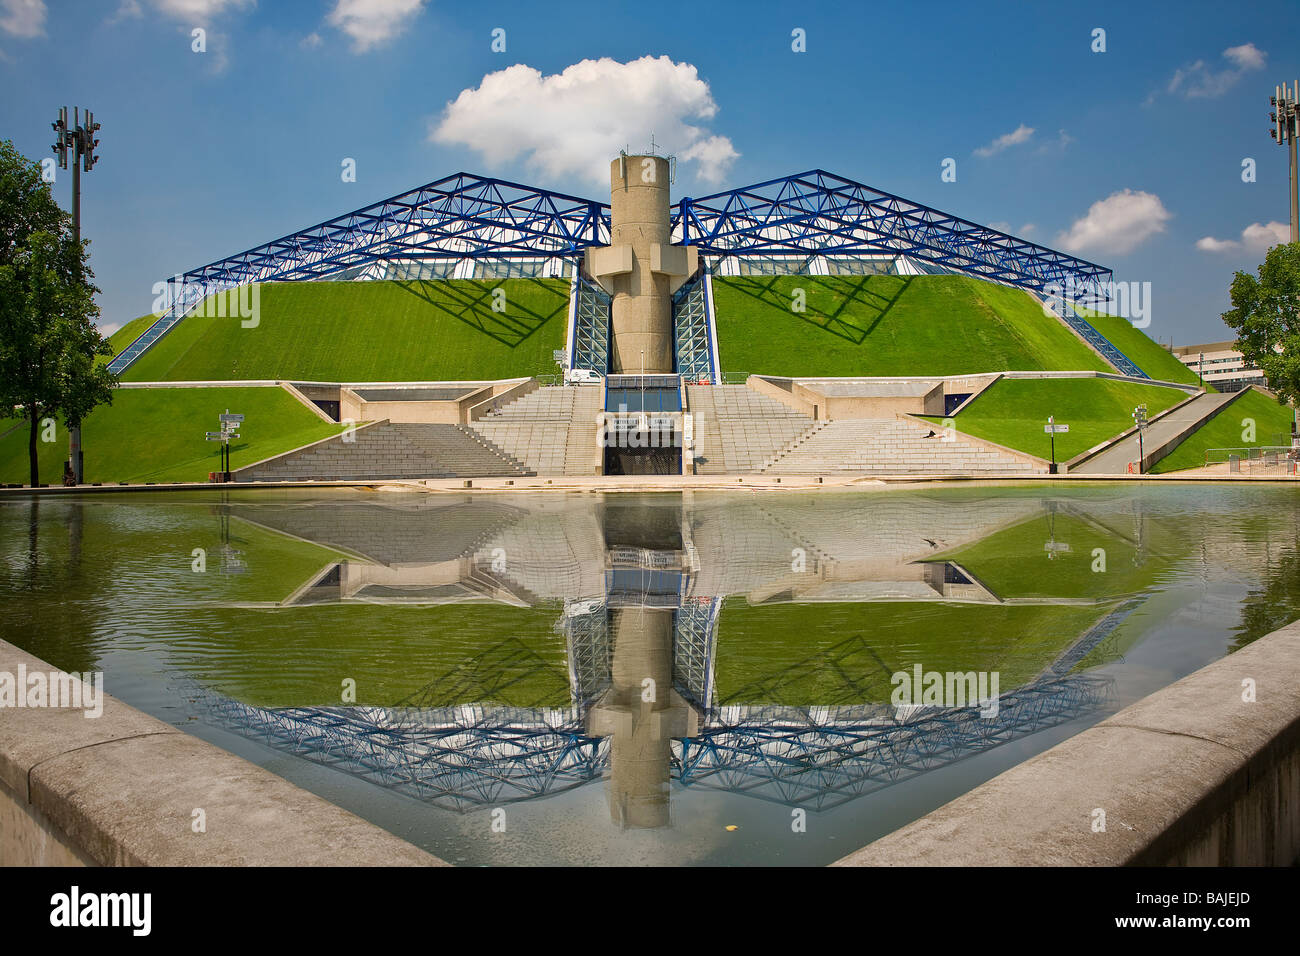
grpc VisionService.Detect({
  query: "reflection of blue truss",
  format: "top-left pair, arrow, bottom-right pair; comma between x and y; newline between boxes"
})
201,697 -> 606,812
111,167 -> 1117,375
678,673 -> 1114,811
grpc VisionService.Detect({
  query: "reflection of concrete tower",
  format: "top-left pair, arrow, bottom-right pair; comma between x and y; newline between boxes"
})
593,608 -> 679,828
585,155 -> 698,374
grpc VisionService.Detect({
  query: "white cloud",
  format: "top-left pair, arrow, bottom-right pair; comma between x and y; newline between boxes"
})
1223,42 -> 1266,71
973,123 -> 1034,158
432,56 -> 740,186
1166,42 -> 1266,99
0,0 -> 46,38
1196,221 -> 1289,254
326,0 -> 426,53
1057,189 -> 1171,255
300,31 -> 322,49
148,0 -> 254,19
1035,129 -> 1073,155
108,0 -> 143,23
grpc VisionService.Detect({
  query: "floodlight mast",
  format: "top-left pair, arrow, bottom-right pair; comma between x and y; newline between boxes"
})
49,107 -> 102,484
1270,81 -> 1300,243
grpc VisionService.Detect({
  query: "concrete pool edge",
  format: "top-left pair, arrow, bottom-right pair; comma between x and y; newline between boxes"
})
834,619 -> 1300,867
0,639 -> 444,867
2,623 -> 1297,868
0,471 -> 1296,499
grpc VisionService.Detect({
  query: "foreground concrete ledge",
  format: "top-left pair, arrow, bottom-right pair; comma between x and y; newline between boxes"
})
0,639 -> 443,866
834,620 -> 1300,866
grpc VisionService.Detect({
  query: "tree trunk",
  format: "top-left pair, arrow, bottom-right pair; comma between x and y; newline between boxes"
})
28,411 -> 39,487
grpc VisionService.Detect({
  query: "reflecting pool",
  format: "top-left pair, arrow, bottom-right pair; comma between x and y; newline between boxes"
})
2,484 -> 1297,865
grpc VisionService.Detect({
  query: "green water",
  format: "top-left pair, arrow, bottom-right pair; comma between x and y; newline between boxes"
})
1,484 -> 1296,865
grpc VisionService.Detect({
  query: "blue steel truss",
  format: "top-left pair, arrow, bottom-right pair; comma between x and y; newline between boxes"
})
108,173 -> 611,374
112,166 -> 1125,375
671,271 -> 715,383
570,273 -> 611,374
673,170 -> 1114,300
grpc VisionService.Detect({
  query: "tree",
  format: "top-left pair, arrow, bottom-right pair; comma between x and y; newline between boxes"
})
0,140 -> 116,486
1222,241 -> 1300,406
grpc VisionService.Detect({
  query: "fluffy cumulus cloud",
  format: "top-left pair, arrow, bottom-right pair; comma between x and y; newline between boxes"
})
1166,42 -> 1267,99
1057,189 -> 1172,256
1196,221 -> 1289,254
327,0 -> 427,53
432,56 -> 740,186
0,0 -> 46,38
973,124 -> 1034,158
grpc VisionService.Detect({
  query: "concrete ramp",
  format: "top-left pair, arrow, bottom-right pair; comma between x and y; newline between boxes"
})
1070,391 -> 1238,475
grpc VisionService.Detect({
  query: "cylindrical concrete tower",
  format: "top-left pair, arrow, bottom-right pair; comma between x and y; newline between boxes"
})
607,154 -> 674,374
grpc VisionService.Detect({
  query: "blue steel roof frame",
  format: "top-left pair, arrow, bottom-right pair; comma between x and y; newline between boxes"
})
185,172 -> 610,289
110,166 -> 1118,376
672,169 -> 1114,298
107,173 -> 612,373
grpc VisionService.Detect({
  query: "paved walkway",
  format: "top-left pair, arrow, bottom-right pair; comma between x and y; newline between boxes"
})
1071,392 -> 1236,475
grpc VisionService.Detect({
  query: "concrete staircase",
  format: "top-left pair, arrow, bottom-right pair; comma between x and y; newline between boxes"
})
687,385 -> 816,474
762,418 -> 1041,475
470,385 -> 603,476
237,422 -> 531,481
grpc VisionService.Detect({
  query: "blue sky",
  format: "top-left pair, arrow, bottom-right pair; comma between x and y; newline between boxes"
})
1,0 -> 1297,345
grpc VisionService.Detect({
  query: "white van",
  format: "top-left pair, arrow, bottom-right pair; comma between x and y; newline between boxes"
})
565,368 -> 604,385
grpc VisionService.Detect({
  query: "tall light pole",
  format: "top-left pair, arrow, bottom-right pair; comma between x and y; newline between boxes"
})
51,107 -> 102,484
1270,81 -> 1300,243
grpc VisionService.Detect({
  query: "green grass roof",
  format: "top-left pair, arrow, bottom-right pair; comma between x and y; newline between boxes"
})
116,278 -> 569,382
711,274 -> 1111,377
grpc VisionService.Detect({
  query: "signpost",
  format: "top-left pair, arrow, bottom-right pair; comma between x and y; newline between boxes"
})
1133,404 -> 1148,474
1044,417 -> 1069,473
205,410 -> 243,482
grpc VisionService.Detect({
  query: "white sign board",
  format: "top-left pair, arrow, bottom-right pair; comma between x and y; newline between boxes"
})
1044,424 -> 1070,433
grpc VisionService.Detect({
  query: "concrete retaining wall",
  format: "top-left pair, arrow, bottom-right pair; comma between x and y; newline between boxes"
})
0,638 -> 443,867
836,618 -> 1300,866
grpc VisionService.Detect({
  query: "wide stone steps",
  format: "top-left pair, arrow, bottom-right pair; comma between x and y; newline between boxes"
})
237,422 -> 531,481
471,385 -> 603,476
763,419 -> 1037,475
687,384 -> 815,474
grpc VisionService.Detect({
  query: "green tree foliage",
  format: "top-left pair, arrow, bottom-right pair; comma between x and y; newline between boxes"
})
1223,241 -> 1300,406
0,140 -> 116,486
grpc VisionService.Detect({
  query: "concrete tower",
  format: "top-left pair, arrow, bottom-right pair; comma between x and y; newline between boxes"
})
585,154 -> 698,374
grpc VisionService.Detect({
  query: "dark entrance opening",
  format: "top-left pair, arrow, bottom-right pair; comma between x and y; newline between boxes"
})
604,444 -> 682,475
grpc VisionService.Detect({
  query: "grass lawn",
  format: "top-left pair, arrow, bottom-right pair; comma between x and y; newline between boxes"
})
926,377 -> 1189,462
714,598 -> 1108,705
176,602 -> 572,709
931,512 -> 1183,601
1073,308 -> 1201,385
117,278 -> 569,382
1151,387 -> 1297,473
712,274 -> 1111,377
0,385 -> 346,485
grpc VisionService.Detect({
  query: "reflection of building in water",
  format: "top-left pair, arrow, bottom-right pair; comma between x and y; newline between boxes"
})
205,492 -> 1153,821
